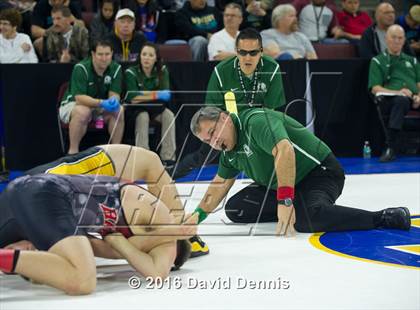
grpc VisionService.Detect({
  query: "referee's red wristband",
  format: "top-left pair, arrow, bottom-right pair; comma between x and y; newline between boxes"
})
277,186 -> 295,200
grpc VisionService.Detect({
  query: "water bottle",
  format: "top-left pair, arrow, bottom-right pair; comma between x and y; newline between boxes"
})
363,141 -> 371,159
95,115 -> 104,129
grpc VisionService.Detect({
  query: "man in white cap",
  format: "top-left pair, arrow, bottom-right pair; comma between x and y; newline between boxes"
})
108,8 -> 147,62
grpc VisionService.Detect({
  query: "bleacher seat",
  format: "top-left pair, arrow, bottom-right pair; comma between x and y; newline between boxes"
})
158,44 -> 193,62
81,12 -> 95,29
81,0 -> 94,12
312,43 -> 357,59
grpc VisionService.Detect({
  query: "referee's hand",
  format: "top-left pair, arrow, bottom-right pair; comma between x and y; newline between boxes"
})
276,204 -> 296,237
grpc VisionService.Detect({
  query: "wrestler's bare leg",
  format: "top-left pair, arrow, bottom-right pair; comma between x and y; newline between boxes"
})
11,236 -> 96,295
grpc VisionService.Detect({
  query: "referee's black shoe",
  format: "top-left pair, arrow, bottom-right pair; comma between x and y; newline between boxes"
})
380,207 -> 411,230
189,235 -> 209,258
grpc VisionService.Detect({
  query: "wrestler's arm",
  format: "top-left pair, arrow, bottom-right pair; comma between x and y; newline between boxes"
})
104,233 -> 176,279
89,238 -> 124,259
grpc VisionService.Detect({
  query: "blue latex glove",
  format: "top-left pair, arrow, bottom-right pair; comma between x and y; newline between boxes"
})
100,97 -> 120,112
156,90 -> 171,102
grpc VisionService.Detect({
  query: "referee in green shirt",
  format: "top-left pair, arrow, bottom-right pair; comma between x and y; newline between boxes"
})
188,106 -> 411,235
171,28 -> 286,179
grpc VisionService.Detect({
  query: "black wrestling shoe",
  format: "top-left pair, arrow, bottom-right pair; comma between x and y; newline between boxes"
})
189,235 -> 209,258
380,207 -> 411,230
379,147 -> 396,163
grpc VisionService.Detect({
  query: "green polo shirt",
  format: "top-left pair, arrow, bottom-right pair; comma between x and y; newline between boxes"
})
205,55 -> 286,112
368,51 -> 420,94
60,57 -> 122,106
124,65 -> 170,102
217,109 -> 332,188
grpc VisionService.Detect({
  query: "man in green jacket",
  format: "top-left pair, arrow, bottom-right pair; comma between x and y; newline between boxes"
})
368,25 -> 420,162
171,28 -> 286,178
59,39 -> 124,154
188,106 -> 411,235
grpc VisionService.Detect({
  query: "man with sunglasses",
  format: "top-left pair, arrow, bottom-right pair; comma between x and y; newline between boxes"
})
187,106 -> 411,235
167,27 -> 286,256
170,27 -> 286,179
205,27 -> 285,111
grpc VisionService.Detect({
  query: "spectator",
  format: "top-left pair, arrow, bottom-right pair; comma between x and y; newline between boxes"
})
109,8 -> 147,62
293,0 -> 337,15
124,43 -> 176,165
0,8 -> 37,63
90,0 -> 117,44
360,2 -> 412,59
4,0 -> 36,35
298,0 -> 343,43
175,0 -> 222,61
207,2 -> 242,61
241,0 -> 271,31
123,0 -> 159,42
31,0 -> 82,40
336,0 -> 372,42
396,4 -> 420,56
59,39 -> 125,154
261,4 -> 317,60
368,25 -> 420,162
42,5 -> 89,63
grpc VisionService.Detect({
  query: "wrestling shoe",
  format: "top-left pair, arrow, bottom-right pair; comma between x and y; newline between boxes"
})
380,207 -> 411,230
189,235 -> 209,258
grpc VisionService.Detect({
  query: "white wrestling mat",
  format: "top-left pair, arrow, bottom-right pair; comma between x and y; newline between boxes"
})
1,173 -> 419,310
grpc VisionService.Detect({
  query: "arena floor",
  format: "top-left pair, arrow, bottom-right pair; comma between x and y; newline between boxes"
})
1,161 -> 419,310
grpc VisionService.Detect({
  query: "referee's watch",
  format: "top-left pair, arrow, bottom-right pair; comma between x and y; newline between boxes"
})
278,198 -> 293,207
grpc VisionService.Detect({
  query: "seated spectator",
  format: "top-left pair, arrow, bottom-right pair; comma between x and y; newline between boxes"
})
207,2 -> 242,61
360,3 -> 413,59
368,25 -> 420,162
31,0 -> 82,40
4,0 -> 36,35
261,4 -> 317,59
124,43 -> 176,165
175,0 -> 222,61
241,0 -> 271,31
42,5 -> 89,63
293,0 -> 337,14
108,8 -> 147,62
122,0 -> 158,42
298,0 -> 344,43
0,8 -> 38,63
336,0 -> 372,42
59,39 -> 125,154
90,0 -> 117,44
396,4 -> 420,56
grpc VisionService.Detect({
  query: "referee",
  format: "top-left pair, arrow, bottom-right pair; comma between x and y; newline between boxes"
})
170,28 -> 286,179
188,107 -> 411,235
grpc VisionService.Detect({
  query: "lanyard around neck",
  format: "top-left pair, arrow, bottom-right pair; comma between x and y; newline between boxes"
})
237,63 -> 259,107
312,5 -> 325,41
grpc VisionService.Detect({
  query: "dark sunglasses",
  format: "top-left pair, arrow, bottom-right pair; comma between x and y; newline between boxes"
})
237,49 -> 261,57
